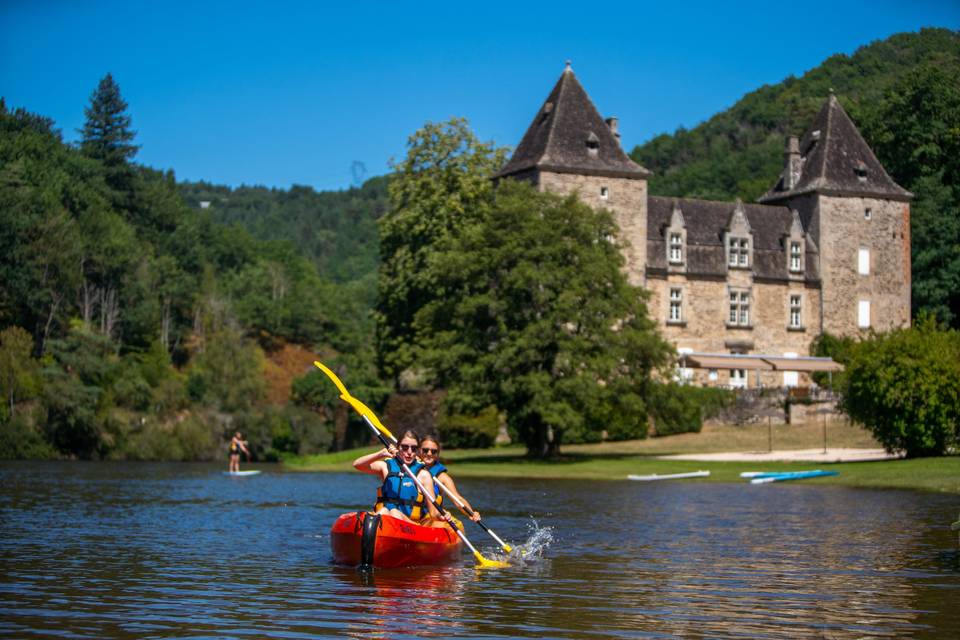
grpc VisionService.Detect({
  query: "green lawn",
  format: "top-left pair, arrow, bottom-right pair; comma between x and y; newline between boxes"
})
283,443 -> 960,493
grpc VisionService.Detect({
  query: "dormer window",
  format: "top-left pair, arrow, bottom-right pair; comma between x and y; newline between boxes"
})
669,233 -> 683,264
725,201 -> 752,270
586,131 -> 599,157
789,241 -> 802,272
728,237 -> 750,268
855,160 -> 868,182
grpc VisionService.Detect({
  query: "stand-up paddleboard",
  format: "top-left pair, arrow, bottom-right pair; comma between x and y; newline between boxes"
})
627,470 -> 710,481
223,470 -> 261,476
748,470 -> 838,484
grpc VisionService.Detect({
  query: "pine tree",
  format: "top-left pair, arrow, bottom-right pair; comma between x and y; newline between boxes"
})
80,73 -> 138,167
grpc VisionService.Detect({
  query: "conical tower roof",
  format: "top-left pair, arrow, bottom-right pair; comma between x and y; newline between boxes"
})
496,63 -> 649,180
760,94 -> 911,203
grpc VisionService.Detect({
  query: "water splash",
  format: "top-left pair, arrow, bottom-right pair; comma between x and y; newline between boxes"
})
504,518 -> 553,565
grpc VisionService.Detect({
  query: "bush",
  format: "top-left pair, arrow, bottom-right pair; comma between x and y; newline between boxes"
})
650,383 -> 735,437
124,421 -> 185,461
436,406 -> 499,449
839,318 -> 960,457
0,412 -> 56,459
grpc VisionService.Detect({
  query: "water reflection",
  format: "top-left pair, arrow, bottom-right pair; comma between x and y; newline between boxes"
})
0,462 -> 958,638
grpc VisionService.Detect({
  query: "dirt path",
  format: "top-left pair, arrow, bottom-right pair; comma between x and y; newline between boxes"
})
658,448 -> 900,463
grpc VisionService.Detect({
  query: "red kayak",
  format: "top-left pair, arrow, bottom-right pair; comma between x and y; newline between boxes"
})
330,511 -> 464,568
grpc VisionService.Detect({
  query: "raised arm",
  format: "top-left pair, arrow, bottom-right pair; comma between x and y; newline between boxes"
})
353,446 -> 395,476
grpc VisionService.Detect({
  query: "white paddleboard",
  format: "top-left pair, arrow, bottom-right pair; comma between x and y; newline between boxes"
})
223,470 -> 261,476
627,470 -> 710,481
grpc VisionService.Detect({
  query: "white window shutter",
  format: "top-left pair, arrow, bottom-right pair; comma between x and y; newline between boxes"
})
858,300 -> 871,328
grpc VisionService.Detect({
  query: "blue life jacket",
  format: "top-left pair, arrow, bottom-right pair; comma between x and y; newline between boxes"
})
427,462 -> 448,507
374,458 -> 425,520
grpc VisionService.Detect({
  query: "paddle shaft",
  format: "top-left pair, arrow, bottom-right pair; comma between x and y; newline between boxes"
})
361,415 -> 488,560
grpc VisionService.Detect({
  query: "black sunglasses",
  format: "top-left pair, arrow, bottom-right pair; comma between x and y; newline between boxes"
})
420,447 -> 439,455
398,444 -> 417,452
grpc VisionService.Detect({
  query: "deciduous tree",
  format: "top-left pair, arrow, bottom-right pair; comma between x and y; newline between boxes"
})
376,118 -> 506,384
418,180 -> 672,457
838,318 -> 960,457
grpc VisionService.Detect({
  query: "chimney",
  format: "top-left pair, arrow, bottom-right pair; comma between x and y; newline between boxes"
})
783,136 -> 801,190
605,116 -> 620,146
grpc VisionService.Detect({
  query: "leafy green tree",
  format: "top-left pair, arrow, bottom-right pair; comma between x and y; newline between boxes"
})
418,180 -> 673,457
0,326 -> 40,417
838,318 -> 960,457
0,103 -> 86,354
187,327 -> 265,413
41,322 -> 119,457
79,73 -> 138,169
376,118 -> 507,384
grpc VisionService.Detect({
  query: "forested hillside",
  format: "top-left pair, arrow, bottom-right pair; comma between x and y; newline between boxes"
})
178,177 -> 387,285
0,76 -> 378,461
630,27 -> 960,325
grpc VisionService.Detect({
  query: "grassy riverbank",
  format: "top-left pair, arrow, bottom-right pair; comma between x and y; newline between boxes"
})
283,421 -> 960,493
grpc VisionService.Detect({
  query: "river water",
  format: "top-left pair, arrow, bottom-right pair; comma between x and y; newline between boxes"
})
1,461 -> 958,638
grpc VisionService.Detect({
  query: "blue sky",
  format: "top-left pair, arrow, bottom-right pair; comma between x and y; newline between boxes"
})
2,1 -> 958,192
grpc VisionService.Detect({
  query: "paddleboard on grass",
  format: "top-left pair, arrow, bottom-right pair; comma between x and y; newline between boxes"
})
749,470 -> 838,484
741,470 -> 830,478
627,470 -> 710,481
223,470 -> 261,476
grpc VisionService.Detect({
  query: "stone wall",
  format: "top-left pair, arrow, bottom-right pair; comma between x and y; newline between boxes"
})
816,195 -> 911,335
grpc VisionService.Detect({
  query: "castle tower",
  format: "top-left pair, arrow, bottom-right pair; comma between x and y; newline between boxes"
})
760,94 -> 912,336
495,62 -> 651,285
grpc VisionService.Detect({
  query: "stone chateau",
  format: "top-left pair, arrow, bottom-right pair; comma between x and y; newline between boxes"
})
495,64 -> 912,388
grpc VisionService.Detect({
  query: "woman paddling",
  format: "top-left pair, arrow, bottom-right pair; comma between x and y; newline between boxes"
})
418,433 -> 481,526
353,430 -> 449,525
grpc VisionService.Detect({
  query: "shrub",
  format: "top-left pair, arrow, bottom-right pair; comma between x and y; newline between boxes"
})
650,383 -> 735,437
0,412 -> 56,459
839,318 -> 960,457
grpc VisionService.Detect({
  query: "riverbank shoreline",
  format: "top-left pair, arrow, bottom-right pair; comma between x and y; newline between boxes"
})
283,448 -> 960,493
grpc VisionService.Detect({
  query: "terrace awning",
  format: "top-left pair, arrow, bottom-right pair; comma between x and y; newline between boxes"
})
682,354 -> 773,370
679,352 -> 843,372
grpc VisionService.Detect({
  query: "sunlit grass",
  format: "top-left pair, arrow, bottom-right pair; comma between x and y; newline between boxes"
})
281,421 -> 960,493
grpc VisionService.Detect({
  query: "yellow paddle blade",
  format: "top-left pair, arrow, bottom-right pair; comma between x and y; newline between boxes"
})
475,553 -> 510,568
473,551 -> 510,568
340,394 -> 396,441
501,543 -> 514,553
313,360 -> 397,442
313,361 -> 349,397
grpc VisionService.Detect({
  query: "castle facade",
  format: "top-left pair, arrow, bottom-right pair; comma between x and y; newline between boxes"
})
495,64 -> 912,388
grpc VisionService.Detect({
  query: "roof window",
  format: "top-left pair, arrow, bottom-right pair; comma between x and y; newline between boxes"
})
586,131 -> 599,156
855,160 -> 868,182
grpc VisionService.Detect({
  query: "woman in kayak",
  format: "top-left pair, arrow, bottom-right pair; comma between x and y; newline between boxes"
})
418,433 -> 481,526
353,430 -> 449,525
228,432 -> 250,473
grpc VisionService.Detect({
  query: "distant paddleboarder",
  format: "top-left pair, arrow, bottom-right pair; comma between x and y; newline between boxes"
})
228,432 -> 250,473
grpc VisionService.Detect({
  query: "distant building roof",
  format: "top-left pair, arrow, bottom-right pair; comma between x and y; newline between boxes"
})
760,94 -> 912,203
495,63 -> 650,180
646,196 -> 820,282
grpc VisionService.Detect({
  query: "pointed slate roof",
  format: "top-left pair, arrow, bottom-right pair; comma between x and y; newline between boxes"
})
760,94 -> 911,203
495,64 -> 650,180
